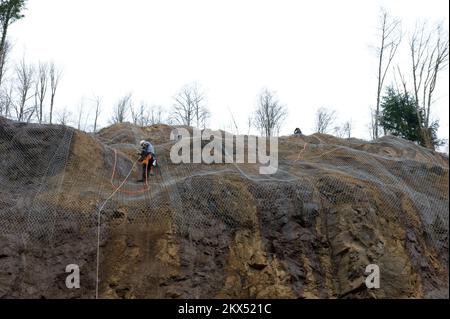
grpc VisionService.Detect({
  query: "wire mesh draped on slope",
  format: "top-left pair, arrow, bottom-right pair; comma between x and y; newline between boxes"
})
291,138 -> 449,250
0,118 -> 448,298
1,120 -> 447,244
0,120 -> 74,236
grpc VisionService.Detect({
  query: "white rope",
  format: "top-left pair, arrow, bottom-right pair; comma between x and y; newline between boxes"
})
95,157 -> 138,299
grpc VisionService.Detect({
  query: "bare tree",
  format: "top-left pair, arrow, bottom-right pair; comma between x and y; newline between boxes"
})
252,88 -> 287,137
171,83 -> 209,127
130,101 -> 155,127
393,64 -> 408,96
191,83 -> 206,128
147,105 -> 165,126
334,120 -> 352,138
130,102 -> 139,125
14,57 -> 34,122
0,38 -> 11,87
199,106 -> 210,129
409,22 -> 449,149
76,101 -> 84,130
0,81 -> 12,117
93,96 -> 101,133
111,93 -> 131,124
247,115 -> 252,135
315,107 -> 336,134
227,106 -> 239,135
34,62 -> 48,124
133,103 -> 165,127
368,108 -> 376,139
49,62 -> 62,124
343,120 -> 352,138
373,8 -> 402,139
172,86 -> 193,126
154,105 -> 165,125
57,107 -> 72,126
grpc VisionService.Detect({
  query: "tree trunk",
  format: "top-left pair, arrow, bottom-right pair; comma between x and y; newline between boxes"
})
0,7 -> 12,88
50,95 -> 54,124
421,128 -> 434,150
375,18 -> 386,140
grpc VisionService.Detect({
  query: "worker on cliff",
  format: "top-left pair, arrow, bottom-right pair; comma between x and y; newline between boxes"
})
137,140 -> 156,182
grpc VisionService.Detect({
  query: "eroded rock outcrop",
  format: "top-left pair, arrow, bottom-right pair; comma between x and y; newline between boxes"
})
0,117 -> 448,298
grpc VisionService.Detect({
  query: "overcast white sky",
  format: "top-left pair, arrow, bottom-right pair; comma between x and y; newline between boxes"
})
6,0 -> 449,142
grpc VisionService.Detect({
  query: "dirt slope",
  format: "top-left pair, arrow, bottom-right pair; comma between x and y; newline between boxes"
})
0,116 -> 448,298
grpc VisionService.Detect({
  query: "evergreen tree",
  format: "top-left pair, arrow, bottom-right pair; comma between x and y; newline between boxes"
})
380,86 -> 443,148
0,0 -> 27,86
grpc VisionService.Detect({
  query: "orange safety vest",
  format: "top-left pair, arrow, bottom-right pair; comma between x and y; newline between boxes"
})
141,154 -> 153,166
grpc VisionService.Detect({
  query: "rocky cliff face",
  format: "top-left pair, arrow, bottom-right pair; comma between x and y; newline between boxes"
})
0,117 -> 448,298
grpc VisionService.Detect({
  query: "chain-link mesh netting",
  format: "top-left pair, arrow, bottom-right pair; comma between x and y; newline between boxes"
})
0,117 -> 448,298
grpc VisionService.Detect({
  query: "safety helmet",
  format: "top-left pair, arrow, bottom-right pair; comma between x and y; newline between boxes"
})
140,140 -> 146,146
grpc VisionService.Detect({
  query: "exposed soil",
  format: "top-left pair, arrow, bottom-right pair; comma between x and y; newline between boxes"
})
0,117 -> 448,298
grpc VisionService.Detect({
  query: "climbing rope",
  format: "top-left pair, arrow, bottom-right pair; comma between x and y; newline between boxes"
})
110,149 -> 153,195
95,153 -> 139,299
